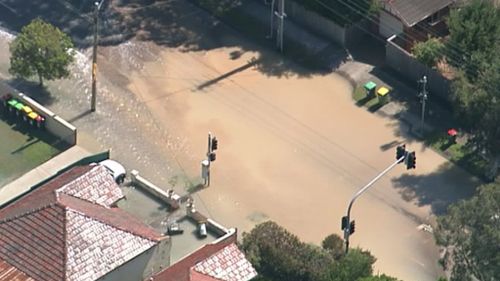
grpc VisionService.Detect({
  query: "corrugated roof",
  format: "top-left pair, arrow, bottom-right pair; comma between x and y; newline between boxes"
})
0,165 -> 164,281
192,243 -> 257,281
382,0 -> 454,26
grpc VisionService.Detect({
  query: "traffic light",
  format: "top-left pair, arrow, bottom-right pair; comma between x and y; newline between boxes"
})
209,152 -> 216,162
341,216 -> 348,230
211,137 -> 218,151
396,144 -> 406,162
349,220 -> 356,235
406,151 -> 416,169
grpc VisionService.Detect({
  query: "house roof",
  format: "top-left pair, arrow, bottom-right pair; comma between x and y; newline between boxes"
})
149,231 -> 256,281
191,243 -> 257,281
0,165 -> 164,281
382,0 -> 455,26
0,259 -> 34,281
150,233 -> 238,281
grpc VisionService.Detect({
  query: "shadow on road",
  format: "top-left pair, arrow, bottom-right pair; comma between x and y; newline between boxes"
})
0,0 -> 327,78
197,57 -> 258,90
391,162 -> 482,214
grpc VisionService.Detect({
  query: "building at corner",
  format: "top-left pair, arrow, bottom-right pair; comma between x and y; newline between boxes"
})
0,164 -> 170,281
150,229 -> 257,281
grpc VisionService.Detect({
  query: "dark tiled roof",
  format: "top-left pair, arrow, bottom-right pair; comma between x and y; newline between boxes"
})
0,259 -> 35,281
382,0 -> 454,26
0,165 -> 164,281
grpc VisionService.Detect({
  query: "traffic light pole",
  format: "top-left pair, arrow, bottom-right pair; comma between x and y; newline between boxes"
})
344,155 -> 405,253
206,132 -> 212,187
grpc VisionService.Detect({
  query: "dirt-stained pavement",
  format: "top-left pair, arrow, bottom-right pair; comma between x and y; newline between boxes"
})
0,1 -> 482,280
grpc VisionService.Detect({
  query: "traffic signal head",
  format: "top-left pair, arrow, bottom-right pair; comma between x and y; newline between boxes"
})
211,137 -> 218,151
406,151 -> 416,169
396,144 -> 406,161
341,216 -> 348,230
349,220 -> 356,235
209,152 -> 216,162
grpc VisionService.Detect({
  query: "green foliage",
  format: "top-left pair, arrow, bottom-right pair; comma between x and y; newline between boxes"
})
447,1 -> 500,178
447,0 -> 500,80
242,221 -> 397,281
359,274 -> 401,281
435,183 -> 500,281
327,248 -> 375,281
9,18 -> 75,86
241,221 -> 333,281
412,37 -> 445,68
451,56 -> 500,158
321,234 -> 345,260
294,0 -> 379,27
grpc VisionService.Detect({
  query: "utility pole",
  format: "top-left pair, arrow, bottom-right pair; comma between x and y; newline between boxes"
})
91,0 -> 105,112
274,0 -> 286,52
268,0 -> 276,38
342,146 -> 414,253
417,75 -> 428,133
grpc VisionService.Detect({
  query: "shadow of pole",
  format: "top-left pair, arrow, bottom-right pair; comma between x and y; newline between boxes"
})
197,57 -> 259,90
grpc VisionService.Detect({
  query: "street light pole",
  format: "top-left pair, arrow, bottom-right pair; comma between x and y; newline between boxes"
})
418,75 -> 428,133
91,0 -> 105,112
343,155 -> 406,253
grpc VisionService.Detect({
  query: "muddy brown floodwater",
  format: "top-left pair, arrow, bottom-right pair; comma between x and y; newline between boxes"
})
127,45 -> 446,281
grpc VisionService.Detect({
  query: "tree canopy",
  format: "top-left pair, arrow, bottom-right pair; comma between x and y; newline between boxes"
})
9,18 -> 75,86
412,37 -> 445,68
446,0 -> 500,81
241,221 -> 398,281
447,0 -> 500,178
359,274 -> 401,281
435,183 -> 500,281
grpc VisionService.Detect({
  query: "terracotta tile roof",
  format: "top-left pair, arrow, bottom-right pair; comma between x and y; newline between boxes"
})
190,271 -> 221,281
150,233 -> 237,281
0,166 -> 92,221
0,259 -> 35,281
57,165 -> 124,207
0,165 -> 164,281
64,208 -> 157,281
192,243 -> 257,281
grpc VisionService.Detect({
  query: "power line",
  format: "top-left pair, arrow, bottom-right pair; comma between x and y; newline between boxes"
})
316,0 -> 484,76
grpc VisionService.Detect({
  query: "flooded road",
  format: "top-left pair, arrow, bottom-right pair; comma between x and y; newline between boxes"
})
126,44 -> 446,280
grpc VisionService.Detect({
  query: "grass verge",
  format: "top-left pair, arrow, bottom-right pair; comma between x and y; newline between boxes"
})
352,85 -> 385,111
424,131 -> 489,181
